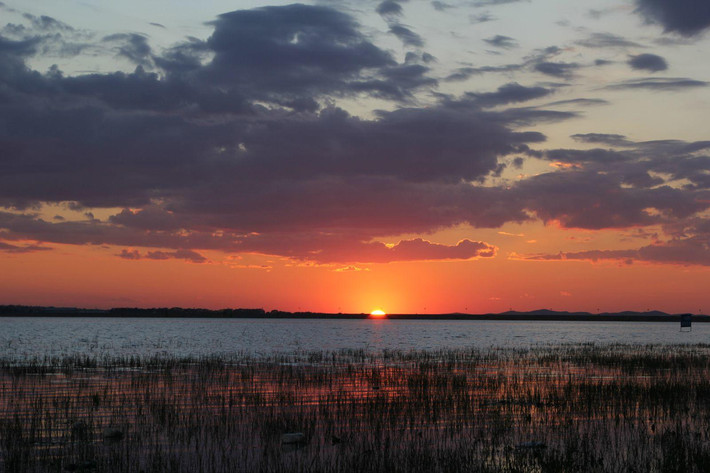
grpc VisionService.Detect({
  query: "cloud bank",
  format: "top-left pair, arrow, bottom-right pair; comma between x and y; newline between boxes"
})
0,3 -> 709,267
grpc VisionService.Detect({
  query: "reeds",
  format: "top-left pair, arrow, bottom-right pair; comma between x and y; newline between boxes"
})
2,344 -> 710,472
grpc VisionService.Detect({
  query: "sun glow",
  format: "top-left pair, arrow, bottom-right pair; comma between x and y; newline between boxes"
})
370,309 -> 387,318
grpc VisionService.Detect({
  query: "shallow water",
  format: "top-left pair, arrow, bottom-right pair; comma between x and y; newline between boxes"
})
1,317 -> 706,359
5,344 -> 710,473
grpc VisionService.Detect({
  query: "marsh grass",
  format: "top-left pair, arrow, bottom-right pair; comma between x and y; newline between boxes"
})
2,344 -> 710,472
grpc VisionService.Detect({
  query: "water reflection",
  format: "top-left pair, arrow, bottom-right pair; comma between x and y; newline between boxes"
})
2,317 -> 708,359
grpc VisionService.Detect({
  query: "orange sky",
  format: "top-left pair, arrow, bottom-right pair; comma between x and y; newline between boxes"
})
2,230 -> 707,314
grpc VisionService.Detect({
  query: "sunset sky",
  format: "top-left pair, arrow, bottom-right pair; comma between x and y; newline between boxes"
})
1,0 -> 709,314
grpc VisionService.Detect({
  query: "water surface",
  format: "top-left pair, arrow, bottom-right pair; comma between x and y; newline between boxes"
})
1,317 -> 706,359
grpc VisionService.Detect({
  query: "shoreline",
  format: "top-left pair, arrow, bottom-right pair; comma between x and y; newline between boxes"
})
0,307 -> 705,322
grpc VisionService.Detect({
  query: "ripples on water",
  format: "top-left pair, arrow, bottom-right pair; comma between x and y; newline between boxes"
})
1,317 -> 706,359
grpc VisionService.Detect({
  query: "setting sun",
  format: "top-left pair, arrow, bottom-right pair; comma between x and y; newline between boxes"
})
370,309 -> 387,318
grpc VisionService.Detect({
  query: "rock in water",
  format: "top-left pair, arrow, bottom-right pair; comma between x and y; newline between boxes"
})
102,428 -> 124,443
281,432 -> 306,444
515,441 -> 546,450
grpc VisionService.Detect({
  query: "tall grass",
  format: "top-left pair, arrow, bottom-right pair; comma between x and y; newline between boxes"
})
2,344 -> 710,472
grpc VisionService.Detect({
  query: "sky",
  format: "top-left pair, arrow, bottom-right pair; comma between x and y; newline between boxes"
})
1,0 -> 709,314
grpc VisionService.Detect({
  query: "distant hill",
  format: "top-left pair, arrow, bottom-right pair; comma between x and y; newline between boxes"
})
611,310 -> 670,317
501,309 -> 671,317
501,309 -> 593,316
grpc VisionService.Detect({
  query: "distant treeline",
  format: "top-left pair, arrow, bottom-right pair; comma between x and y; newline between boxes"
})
0,305 -> 705,322
0,305 -> 270,318
0,305 -> 366,319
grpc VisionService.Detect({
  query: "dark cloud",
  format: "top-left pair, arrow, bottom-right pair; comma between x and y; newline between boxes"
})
0,53 -> 556,245
1,3 -> 709,268
0,52 -> 544,208
421,52 -> 436,63
116,249 -> 140,260
118,248 -> 207,263
21,13 -> 74,32
377,2 -> 424,50
110,206 -> 181,232
59,66 -> 234,113
518,230 -> 710,267
0,36 -> 40,56
539,138 -> 710,190
493,107 -> 578,126
518,137 -> 710,233
445,68 -> 479,82
517,171 -> 704,229
146,249 -> 207,263
230,234 -> 500,264
0,241 -> 52,253
445,63 -> 522,81
545,98 -> 609,107
575,33 -> 642,48
483,35 -> 517,49
376,0 -> 403,16
472,0 -> 527,7
465,82 -> 552,107
199,5 -> 406,105
372,62 -> 437,95
1,209 -> 508,263
469,13 -> 495,24
544,148 -> 632,165
653,36 -> 696,46
515,249 -> 635,264
2,128 -> 708,261
534,61 -> 580,79
388,24 -> 424,47
627,53 -> 667,72
283,238 -> 497,264
0,12 -> 99,60
102,33 -> 153,66
635,0 -> 710,37
431,1 -> 452,11
571,133 -> 634,147
605,77 -> 707,91
8,123 -> 707,254
216,104 -> 542,184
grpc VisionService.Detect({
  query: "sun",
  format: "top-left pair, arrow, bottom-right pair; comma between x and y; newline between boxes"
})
370,309 -> 387,318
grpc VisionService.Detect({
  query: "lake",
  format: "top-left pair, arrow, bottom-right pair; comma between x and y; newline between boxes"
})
1,317 -> 706,359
